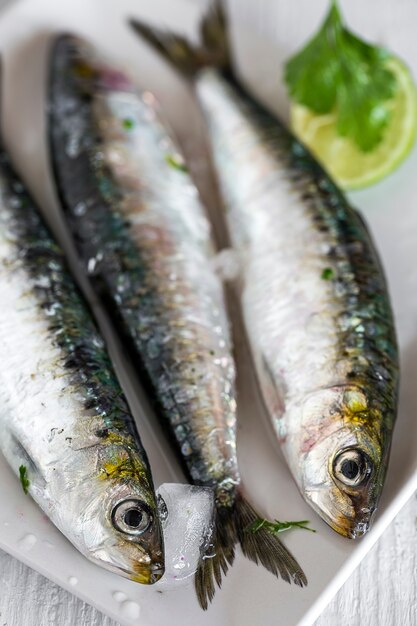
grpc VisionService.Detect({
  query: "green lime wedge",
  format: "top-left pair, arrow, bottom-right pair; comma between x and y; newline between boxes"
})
290,57 -> 417,190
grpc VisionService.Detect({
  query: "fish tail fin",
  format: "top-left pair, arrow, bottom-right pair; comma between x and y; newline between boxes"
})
195,492 -> 307,610
129,1 -> 230,79
195,504 -> 236,610
235,492 -> 308,587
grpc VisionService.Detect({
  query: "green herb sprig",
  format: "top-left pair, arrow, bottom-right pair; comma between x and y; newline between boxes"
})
321,267 -> 334,280
285,0 -> 397,152
247,518 -> 316,535
122,117 -> 135,131
19,465 -> 30,495
165,153 -> 189,173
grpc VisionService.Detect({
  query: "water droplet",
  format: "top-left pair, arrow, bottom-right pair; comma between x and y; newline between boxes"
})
181,441 -> 193,457
66,137 -> 81,159
4,521 -> 9,527
142,91 -> 156,106
173,293 -> 184,304
35,275 -> 52,289
147,338 -> 160,359
174,424 -> 187,441
112,591 -> 127,603
92,335 -> 104,349
190,466 -> 202,481
87,257 -> 97,274
43,540 -> 54,549
211,248 -> 240,281
120,600 -> 141,620
73,201 -> 87,216
18,534 -> 37,551
9,196 -> 22,208
68,576 -> 78,586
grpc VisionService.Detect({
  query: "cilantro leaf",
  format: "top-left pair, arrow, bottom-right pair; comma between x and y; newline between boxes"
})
285,1 -> 397,152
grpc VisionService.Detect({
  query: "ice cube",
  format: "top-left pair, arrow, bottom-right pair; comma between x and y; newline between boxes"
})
155,483 -> 215,588
210,248 -> 241,281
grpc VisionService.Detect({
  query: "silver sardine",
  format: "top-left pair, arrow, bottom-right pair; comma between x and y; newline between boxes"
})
0,145 -> 164,584
131,0 -> 399,540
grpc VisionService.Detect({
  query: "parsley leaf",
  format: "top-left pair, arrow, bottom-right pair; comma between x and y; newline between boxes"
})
321,267 -> 334,280
285,1 -> 397,152
122,117 -> 135,131
19,465 -> 30,495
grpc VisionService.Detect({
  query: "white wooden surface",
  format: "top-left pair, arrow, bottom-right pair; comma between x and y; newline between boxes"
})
0,0 -> 416,624
1,491 -> 416,626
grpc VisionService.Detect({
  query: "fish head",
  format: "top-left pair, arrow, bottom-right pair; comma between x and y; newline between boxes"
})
298,385 -> 393,539
75,471 -> 164,584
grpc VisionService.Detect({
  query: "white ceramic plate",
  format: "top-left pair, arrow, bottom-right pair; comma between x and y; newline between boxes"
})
0,0 -> 417,625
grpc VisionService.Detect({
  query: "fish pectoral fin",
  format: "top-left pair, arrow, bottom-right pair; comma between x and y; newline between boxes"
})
10,435 -> 47,492
257,354 -> 286,420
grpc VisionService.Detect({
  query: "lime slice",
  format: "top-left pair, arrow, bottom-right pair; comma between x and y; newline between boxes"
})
290,57 -> 417,190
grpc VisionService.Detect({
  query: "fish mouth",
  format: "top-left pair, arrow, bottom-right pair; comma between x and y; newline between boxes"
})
327,516 -> 371,539
131,562 -> 165,585
304,490 -> 374,539
89,549 -> 164,584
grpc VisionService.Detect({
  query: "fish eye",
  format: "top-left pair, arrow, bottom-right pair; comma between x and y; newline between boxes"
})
112,499 -> 153,536
332,448 -> 372,487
